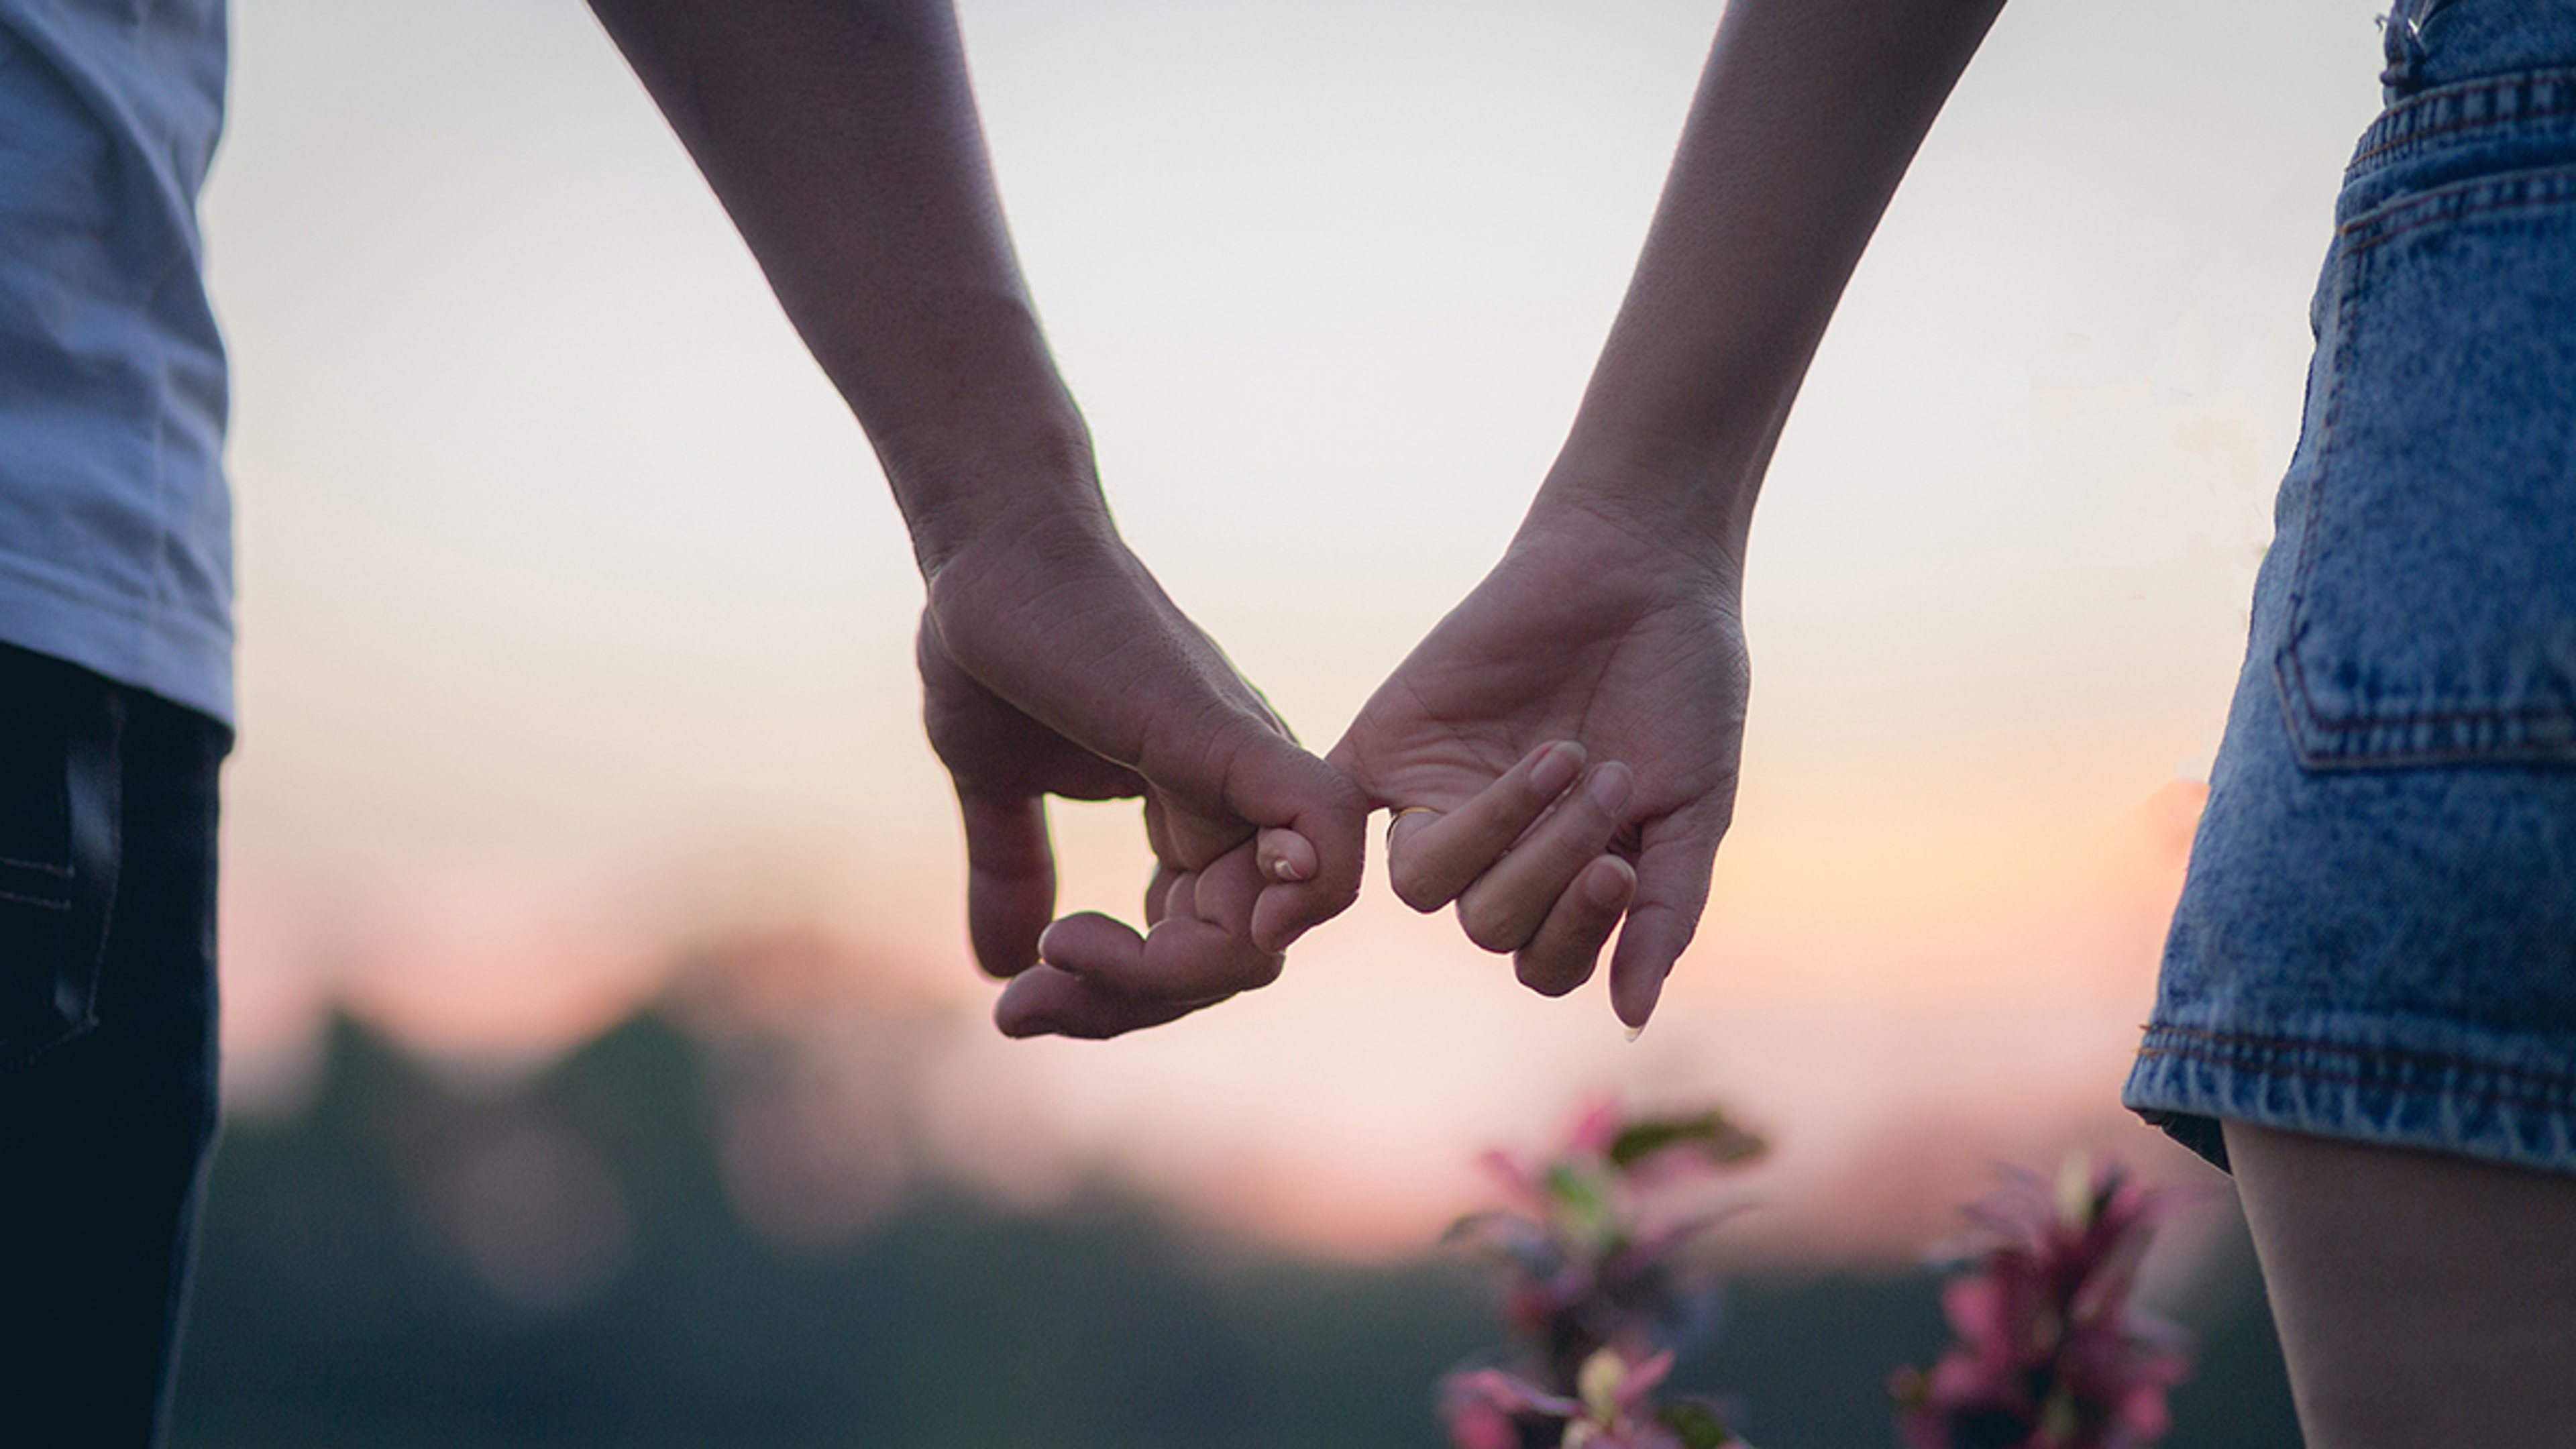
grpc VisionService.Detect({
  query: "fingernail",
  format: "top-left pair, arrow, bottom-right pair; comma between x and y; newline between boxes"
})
1585,762 -> 1633,815
1261,827 -> 1317,883
1528,740 -> 1585,798
1035,922 -> 1067,969
1617,967 -> 1666,1036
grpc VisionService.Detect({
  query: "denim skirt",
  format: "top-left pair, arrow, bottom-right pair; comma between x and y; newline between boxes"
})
2123,0 -> 2576,1175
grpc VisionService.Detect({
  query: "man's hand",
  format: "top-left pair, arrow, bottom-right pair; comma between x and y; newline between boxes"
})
1329,495 -> 1749,1028
586,0 -> 1367,1034
920,506 -> 1364,1037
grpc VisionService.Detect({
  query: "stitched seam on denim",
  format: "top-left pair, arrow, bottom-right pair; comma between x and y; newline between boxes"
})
2355,71 -> 2576,160
2352,70 -> 2576,168
2277,168 -> 2576,759
2138,1040 -> 2576,1108
2141,1024 -> 2576,1102
2274,203 -> 2364,756
2133,1045 -> 2576,1115
2278,692 -> 2576,765
0,855 -> 70,876
2353,94 -> 2576,170
0,888 -> 71,910
2147,1021 -> 2576,1075
2339,166 -> 2576,250
2292,699 -> 2576,729
2290,739 -> 2576,768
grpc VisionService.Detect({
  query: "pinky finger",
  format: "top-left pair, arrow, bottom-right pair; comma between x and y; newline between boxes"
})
1254,827 -> 1316,884
1606,810 -> 1725,1030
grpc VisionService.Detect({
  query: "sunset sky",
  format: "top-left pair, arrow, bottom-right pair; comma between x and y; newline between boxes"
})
204,0 -> 2389,1260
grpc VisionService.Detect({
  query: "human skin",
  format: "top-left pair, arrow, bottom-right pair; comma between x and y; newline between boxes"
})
1330,0 -> 2008,1028
2227,1122 -> 2576,1447
584,0 -> 1366,1038
1331,4 -> 2576,1442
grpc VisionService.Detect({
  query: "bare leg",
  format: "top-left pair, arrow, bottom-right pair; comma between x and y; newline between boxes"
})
2224,1120 -> 2576,1449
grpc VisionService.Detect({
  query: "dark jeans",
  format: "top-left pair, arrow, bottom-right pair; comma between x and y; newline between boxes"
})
1,641 -> 227,1447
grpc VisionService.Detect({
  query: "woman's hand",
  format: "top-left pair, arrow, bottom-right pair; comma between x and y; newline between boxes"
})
1328,495 -> 1749,1028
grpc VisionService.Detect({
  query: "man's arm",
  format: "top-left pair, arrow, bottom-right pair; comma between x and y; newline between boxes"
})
587,0 -> 1366,1034
1332,0 -> 2008,1027
586,0 -> 1083,568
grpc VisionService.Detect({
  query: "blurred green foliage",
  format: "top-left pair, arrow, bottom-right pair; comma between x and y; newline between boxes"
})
170,1009 -> 2298,1448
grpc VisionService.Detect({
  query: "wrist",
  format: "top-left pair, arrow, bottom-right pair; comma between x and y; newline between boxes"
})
878,398 -> 1112,581
1529,425 -> 1770,595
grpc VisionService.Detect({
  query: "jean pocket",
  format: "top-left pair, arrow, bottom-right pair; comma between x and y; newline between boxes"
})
0,663 -> 121,1069
2275,164 -> 2576,767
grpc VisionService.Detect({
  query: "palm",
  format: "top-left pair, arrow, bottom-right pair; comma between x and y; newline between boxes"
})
1333,502 -> 1749,1021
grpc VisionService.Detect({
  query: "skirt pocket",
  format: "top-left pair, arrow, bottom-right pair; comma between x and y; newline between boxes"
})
2276,164 -> 2576,767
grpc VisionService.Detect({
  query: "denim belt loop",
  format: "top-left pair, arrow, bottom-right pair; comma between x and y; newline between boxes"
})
2383,0 -> 2460,96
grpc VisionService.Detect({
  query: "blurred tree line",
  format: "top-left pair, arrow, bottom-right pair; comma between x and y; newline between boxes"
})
170,985 -> 2301,1448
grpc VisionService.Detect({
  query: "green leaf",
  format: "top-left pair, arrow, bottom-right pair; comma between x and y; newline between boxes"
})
1545,1163 -> 1611,1219
1655,1401 -> 1739,1448
1607,1110 -> 1767,1170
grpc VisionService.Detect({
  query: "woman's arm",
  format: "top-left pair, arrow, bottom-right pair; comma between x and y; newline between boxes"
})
1333,0 -> 2008,1026
1556,0 -> 2008,558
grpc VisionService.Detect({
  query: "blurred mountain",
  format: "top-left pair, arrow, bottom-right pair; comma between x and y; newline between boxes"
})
170,996 -> 2297,1448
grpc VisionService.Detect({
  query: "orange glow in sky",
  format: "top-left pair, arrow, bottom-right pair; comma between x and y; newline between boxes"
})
207,0 -> 2387,1263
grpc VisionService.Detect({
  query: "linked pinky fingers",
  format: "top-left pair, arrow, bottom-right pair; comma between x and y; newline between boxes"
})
1256,827 -> 1316,884
1252,821 -> 1364,953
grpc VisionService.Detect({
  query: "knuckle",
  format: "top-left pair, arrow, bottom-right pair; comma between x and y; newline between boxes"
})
1515,949 -> 1587,997
1458,900 -> 1531,955
1513,770 -> 1558,812
1322,768 -> 1371,815
1564,788 -> 1622,835
1389,858 -> 1450,914
1316,873 -> 1364,917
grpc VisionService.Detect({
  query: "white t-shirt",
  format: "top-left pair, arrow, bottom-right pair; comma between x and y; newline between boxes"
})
0,0 -> 230,724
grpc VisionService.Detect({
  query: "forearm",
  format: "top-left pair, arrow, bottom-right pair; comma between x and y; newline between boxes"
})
1544,0 -> 2006,565
586,0 -> 1100,574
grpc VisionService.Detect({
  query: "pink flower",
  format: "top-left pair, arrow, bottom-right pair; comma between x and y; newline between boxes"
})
1442,1348 -> 1743,1449
1890,1155 -> 2198,1449
1442,1101 -> 1766,1448
1444,1366 -> 1582,1448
